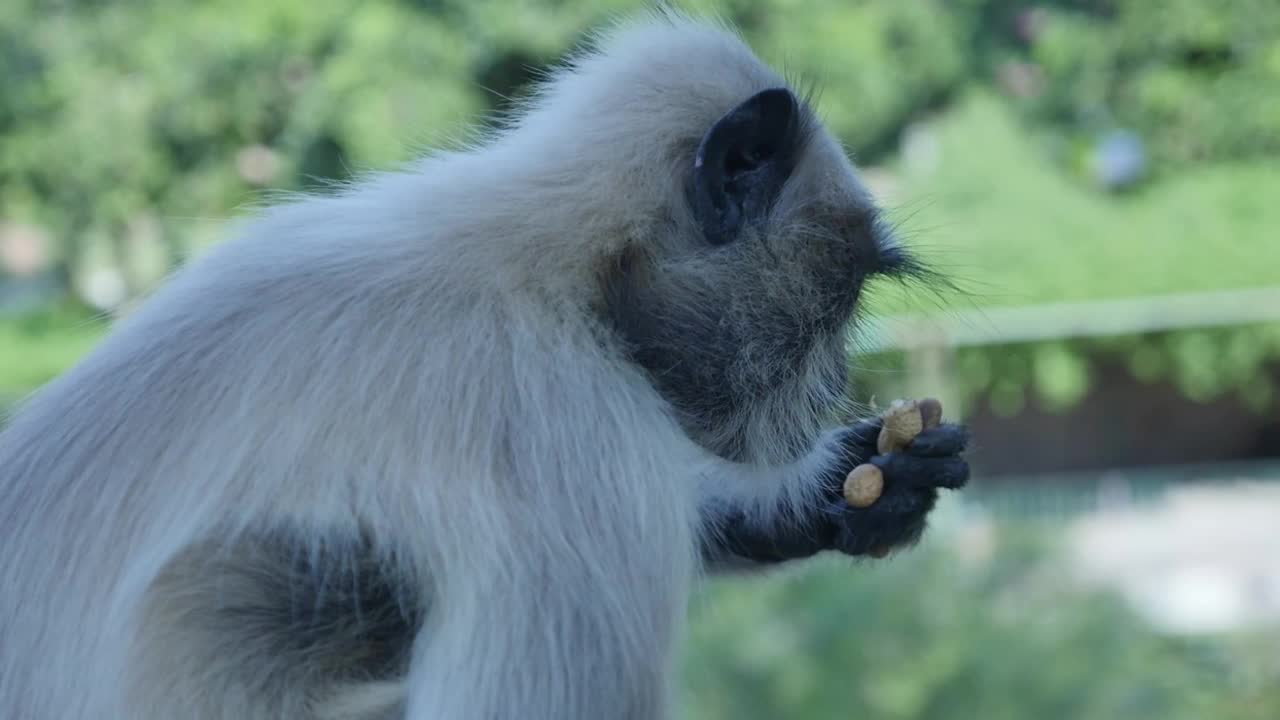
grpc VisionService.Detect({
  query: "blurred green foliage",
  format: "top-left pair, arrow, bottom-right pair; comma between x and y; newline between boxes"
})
854,90 -> 1280,417
0,298 -> 102,401
868,92 -> 1280,313
0,0 -> 977,269
2,0 -> 1277,274
684,523 -> 1280,720
1016,1 -> 1280,172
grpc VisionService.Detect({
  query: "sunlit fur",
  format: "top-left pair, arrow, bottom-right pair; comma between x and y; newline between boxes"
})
0,9 -> 904,720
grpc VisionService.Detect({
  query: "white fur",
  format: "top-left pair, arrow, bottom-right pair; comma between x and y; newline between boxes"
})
0,10 -> 854,719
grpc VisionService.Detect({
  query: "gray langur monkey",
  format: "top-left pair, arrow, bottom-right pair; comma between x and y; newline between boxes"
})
0,9 -> 970,720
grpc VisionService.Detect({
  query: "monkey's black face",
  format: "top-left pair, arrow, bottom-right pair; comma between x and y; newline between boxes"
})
604,87 -> 912,464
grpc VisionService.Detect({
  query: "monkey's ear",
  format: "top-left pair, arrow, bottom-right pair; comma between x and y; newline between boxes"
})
691,87 -> 801,246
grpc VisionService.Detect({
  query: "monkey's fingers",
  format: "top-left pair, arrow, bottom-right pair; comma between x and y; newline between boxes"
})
719,520 -> 831,564
827,418 -> 885,475
845,417 -> 883,450
827,488 -> 937,557
871,452 -> 969,490
902,424 -> 970,458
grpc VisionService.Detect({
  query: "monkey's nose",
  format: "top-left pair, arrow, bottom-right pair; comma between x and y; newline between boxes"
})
842,207 -> 909,279
872,242 -> 911,276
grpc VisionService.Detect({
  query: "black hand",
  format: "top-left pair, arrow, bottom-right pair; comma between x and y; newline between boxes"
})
700,497 -> 832,566
820,419 -> 970,558
699,416 -> 970,567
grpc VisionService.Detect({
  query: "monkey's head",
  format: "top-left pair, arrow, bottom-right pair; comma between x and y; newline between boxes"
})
508,13 -> 926,465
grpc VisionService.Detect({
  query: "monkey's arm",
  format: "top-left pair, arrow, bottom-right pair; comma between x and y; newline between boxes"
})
698,418 -> 970,573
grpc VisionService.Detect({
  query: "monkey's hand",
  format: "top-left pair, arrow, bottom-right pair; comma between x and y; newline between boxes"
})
698,417 -> 969,570
819,416 -> 970,558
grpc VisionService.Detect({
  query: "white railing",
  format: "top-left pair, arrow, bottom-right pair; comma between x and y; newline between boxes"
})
856,285 -> 1280,353
849,286 -> 1280,416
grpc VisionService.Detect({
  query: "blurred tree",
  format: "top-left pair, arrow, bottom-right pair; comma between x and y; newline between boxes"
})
1005,0 -> 1280,178
0,0 -> 984,313
683,528 -> 1272,720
